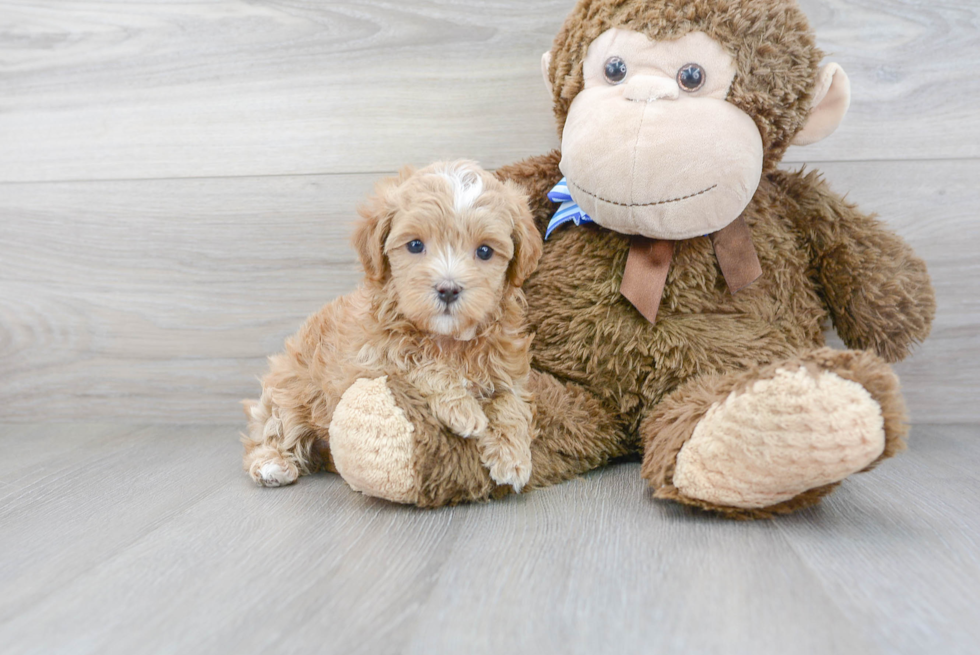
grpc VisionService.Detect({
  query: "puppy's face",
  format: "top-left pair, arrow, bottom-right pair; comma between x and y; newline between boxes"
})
354,161 -> 541,339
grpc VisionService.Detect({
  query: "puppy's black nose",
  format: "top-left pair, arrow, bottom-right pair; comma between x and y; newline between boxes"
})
436,284 -> 461,305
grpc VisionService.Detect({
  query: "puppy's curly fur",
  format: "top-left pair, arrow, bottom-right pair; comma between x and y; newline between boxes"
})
242,161 -> 543,492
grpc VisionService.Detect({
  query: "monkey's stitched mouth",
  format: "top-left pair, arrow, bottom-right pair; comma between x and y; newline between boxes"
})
568,179 -> 717,208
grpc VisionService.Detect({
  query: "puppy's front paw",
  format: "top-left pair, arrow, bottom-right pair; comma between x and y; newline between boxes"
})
484,441 -> 532,493
456,409 -> 489,439
432,399 -> 488,439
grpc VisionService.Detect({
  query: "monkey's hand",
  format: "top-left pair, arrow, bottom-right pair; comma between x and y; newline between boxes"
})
779,169 -> 936,363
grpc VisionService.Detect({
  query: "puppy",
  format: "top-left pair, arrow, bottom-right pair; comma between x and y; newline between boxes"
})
242,161 -> 543,493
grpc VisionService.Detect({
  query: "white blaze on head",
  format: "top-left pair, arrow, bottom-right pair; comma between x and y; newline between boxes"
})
436,162 -> 484,212
430,245 -> 465,282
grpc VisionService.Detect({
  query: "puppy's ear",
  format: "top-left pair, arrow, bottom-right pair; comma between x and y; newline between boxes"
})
506,183 -> 543,287
353,166 -> 414,282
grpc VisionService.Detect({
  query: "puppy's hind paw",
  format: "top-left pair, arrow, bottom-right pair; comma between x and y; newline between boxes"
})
249,456 -> 299,487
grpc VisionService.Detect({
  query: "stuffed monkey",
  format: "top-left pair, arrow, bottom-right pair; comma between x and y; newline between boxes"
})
323,0 -> 936,518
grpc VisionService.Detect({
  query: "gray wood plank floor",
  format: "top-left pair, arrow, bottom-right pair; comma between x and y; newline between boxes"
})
0,423 -> 977,655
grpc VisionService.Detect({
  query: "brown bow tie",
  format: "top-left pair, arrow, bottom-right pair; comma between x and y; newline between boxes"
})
619,216 -> 762,323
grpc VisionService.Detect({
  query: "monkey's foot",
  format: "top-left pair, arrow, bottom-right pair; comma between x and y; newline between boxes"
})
641,348 -> 907,517
672,366 -> 885,509
329,377 -> 419,504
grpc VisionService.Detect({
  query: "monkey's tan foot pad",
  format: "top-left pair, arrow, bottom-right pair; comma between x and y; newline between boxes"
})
673,367 -> 886,509
329,377 -> 419,504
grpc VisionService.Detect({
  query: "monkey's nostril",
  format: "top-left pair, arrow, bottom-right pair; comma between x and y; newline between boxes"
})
436,284 -> 462,305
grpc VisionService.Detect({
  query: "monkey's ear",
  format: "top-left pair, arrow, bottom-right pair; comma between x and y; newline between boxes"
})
793,63 -> 851,146
353,169 -> 412,282
541,51 -> 553,95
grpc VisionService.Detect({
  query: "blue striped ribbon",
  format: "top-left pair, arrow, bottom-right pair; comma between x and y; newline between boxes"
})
546,177 -> 593,240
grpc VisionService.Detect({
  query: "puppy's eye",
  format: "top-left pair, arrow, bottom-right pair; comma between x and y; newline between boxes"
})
604,56 -> 627,84
406,240 -> 425,254
475,245 -> 494,261
677,64 -> 705,92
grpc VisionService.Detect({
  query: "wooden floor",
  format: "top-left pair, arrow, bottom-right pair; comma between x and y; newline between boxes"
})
0,423 -> 977,655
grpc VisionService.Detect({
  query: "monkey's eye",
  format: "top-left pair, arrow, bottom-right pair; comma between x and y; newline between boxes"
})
677,64 -> 706,92
406,239 -> 425,254
603,56 -> 628,84
475,245 -> 494,261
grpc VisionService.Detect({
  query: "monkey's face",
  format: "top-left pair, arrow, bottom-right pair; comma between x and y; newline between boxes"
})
557,29 -> 764,240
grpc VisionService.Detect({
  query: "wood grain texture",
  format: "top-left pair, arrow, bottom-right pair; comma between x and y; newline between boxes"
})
0,173 -> 371,422
1,160 -> 975,423
1,0 -> 978,183
774,424 -> 980,655
0,423 -> 977,654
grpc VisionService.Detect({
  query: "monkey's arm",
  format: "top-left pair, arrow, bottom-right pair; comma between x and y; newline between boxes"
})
495,150 -> 562,236
778,169 -> 936,363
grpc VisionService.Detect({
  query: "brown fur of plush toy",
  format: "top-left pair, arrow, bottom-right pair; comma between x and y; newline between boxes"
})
493,149 -> 932,517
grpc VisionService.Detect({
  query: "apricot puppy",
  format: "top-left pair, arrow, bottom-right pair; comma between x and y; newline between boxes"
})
242,161 -> 542,493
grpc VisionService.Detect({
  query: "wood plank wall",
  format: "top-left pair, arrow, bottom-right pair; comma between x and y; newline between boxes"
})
1,0 -> 977,423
